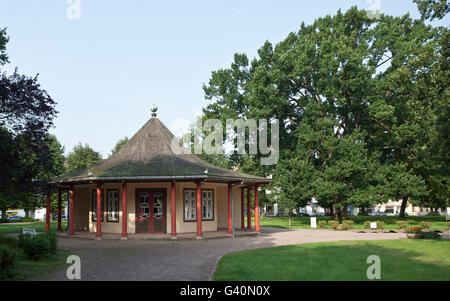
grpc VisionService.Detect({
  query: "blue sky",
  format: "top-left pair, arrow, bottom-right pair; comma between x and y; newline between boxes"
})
1,1 -> 448,157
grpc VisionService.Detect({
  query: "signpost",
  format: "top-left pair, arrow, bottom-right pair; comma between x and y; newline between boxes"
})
22,227 -> 37,236
310,217 -> 317,229
370,222 -> 377,230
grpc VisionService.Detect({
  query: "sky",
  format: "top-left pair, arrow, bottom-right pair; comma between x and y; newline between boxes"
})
1,0 -> 448,158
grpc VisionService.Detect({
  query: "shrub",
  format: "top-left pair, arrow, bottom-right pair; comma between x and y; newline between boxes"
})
45,233 -> 57,254
0,235 -> 18,248
0,244 -> 18,279
18,233 -> 51,260
420,231 -> 441,240
342,220 -> 354,229
396,221 -> 409,229
364,221 -> 371,229
426,212 -> 440,216
420,221 -> 432,230
336,223 -> 350,231
358,211 -> 369,216
377,221 -> 385,230
328,220 -> 339,228
318,221 -> 327,229
20,217 -> 35,223
406,227 -> 422,234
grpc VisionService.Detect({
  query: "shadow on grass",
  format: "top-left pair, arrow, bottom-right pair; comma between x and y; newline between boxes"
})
214,240 -> 450,281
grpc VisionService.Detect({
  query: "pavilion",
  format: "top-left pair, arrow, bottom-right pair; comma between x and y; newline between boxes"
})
46,107 -> 271,239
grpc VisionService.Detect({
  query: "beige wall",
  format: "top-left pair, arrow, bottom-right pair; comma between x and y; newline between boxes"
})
73,182 -> 245,234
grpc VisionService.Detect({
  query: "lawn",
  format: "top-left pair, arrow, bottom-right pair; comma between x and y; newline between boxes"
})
214,239 -> 450,281
249,215 -> 449,231
0,221 -> 67,235
0,234 -> 70,280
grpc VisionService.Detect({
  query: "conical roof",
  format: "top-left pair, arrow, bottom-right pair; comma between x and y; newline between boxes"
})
53,115 -> 270,185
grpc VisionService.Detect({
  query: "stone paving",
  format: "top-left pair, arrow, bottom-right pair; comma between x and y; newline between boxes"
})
38,227 -> 406,281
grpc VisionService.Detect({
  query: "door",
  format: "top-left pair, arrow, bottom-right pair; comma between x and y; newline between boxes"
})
137,190 -> 166,233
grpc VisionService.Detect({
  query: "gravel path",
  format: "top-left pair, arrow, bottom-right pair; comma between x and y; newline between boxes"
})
39,227 -> 405,281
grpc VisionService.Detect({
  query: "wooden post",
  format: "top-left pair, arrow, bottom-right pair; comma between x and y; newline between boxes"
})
57,188 -> 62,232
247,186 -> 251,230
240,187 -> 245,229
70,186 -> 75,235
227,183 -> 232,235
96,183 -> 102,239
196,182 -> 203,239
45,190 -> 51,233
121,182 -> 128,239
254,185 -> 260,233
170,182 -> 177,238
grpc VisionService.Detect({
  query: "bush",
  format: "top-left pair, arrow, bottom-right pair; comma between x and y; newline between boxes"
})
377,221 -> 385,230
358,211 -> 369,216
0,235 -> 18,248
396,221 -> 409,229
406,227 -> 422,234
18,233 -> 52,260
420,231 -> 442,240
342,220 -> 354,229
0,244 -> 18,279
364,221 -> 371,229
420,221 -> 432,230
426,212 -> 440,216
328,220 -> 339,228
20,217 -> 35,223
45,233 -> 57,254
318,221 -> 327,229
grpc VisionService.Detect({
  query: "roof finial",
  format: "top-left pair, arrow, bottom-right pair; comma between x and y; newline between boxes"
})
151,105 -> 158,117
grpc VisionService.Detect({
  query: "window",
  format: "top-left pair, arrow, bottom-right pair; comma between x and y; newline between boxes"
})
184,190 -> 197,221
92,190 -> 104,222
184,189 -> 214,221
202,190 -> 214,220
107,190 -> 119,222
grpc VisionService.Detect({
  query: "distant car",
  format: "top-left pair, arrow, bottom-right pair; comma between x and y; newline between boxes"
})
7,216 -> 21,222
297,212 -> 309,217
61,215 -> 67,221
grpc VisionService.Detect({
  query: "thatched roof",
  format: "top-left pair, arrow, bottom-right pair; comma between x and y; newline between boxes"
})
53,114 -> 271,185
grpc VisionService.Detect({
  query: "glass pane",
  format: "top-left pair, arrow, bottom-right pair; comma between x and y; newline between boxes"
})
139,220 -> 149,232
153,219 -> 162,232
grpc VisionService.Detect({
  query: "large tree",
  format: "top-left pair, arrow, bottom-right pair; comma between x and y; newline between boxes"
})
66,143 -> 102,172
202,6 -> 445,218
0,28 -> 58,221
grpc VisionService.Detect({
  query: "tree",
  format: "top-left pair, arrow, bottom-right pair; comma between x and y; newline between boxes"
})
414,0 -> 449,20
66,143 -> 102,172
202,6 -> 444,218
110,137 -> 129,156
0,28 -> 58,221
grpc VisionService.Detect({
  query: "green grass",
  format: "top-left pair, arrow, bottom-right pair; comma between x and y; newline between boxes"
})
214,239 -> 450,281
250,215 -> 449,231
0,234 -> 70,280
0,221 -> 67,235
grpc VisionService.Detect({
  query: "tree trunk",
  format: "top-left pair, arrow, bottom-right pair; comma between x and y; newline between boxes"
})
288,215 -> 292,228
0,204 -> 7,223
399,196 -> 408,218
332,199 -> 339,220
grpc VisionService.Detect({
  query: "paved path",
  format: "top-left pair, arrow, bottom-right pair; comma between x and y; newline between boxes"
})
39,227 -> 405,281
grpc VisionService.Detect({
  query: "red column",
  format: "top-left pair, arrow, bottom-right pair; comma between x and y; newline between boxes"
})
121,182 -> 128,239
96,183 -> 102,239
196,182 -> 203,238
57,188 -> 62,232
240,187 -> 245,229
227,183 -> 232,235
254,185 -> 260,233
171,182 -> 177,238
247,186 -> 251,230
69,187 -> 75,235
45,190 -> 51,233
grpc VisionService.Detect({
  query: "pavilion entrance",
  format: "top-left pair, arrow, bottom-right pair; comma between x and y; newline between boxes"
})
136,189 -> 166,233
